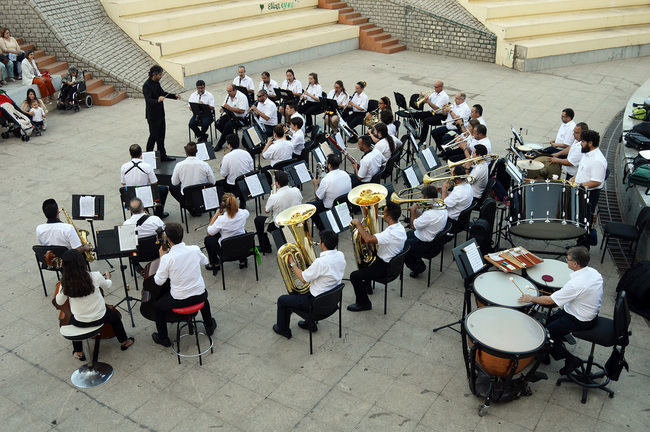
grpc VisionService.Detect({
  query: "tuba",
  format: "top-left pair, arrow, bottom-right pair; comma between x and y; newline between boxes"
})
61,207 -> 95,262
348,183 -> 387,268
275,204 -> 317,294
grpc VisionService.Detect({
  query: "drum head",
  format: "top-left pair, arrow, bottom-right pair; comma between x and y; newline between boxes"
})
525,259 -> 573,289
474,272 -> 537,307
517,159 -> 544,171
526,143 -> 543,150
465,307 -> 546,355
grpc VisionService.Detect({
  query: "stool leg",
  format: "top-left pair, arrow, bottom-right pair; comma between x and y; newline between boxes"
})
176,322 -> 181,364
194,318 -> 203,366
91,338 -> 101,365
384,283 -> 387,315
309,329 -> 313,355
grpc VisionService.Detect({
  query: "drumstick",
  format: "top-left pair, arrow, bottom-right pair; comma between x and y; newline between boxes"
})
509,277 -> 524,295
525,285 -> 553,296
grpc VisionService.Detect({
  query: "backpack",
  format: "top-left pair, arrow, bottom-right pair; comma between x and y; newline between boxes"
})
626,164 -> 650,195
616,261 -> 650,319
630,105 -> 649,121
468,218 -> 492,253
624,132 -> 650,150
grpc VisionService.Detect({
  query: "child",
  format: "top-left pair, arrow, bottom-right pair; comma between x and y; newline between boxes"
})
29,99 -> 46,135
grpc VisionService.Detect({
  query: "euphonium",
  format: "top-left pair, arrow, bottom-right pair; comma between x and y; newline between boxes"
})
415,92 -> 432,109
363,108 -> 380,127
348,183 -> 387,268
275,204 -> 317,294
61,207 -> 95,262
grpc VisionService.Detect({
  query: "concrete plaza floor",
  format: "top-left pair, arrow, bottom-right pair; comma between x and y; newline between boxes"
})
1,49 -> 649,432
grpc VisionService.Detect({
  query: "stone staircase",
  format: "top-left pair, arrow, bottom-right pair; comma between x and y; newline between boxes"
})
457,0 -> 650,71
19,38 -> 127,106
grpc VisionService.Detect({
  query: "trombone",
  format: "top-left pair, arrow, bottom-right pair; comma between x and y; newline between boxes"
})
440,132 -> 472,151
390,187 -> 446,209
425,153 -> 499,178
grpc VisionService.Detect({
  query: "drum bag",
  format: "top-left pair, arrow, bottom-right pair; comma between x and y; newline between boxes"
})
615,261 -> 650,319
605,347 -> 629,381
473,369 -> 529,402
626,164 -> 650,195
624,132 -> 650,150
629,121 -> 650,138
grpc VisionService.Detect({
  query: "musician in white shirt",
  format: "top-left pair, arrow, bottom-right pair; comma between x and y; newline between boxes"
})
297,72 -> 323,131
324,80 -> 349,128
169,142 -> 216,209
351,135 -> 386,187
442,166 -> 474,222
258,71 -> 279,101
219,134 -> 254,208
36,198 -> 89,252
404,185 -> 448,277
310,154 -> 352,230
123,198 -> 165,238
254,171 -> 302,253
187,79 -> 215,143
214,85 -> 249,151
444,119 -> 480,162
152,223 -> 216,347
468,144 -> 489,200
233,65 -> 254,94
120,144 -> 169,218
414,81 -> 449,142
547,108 -> 576,151
431,92 -> 471,151
369,122 -> 396,160
348,204 -> 406,312
250,89 -> 278,137
278,68 -> 302,119
470,104 -> 486,126
342,81 -> 368,135
204,193 -> 250,271
273,231 -> 346,338
262,125 -> 294,168
289,116 -> 305,157
380,109 -> 398,139
285,101 -> 305,135
549,123 -> 587,178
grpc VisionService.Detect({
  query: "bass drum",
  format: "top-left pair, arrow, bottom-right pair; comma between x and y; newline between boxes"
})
509,180 -> 589,240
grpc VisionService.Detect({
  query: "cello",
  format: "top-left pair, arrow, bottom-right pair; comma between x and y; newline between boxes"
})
139,228 -> 171,321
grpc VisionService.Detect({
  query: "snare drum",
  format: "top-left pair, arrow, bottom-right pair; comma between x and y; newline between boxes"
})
473,271 -> 538,311
464,306 -> 547,378
509,180 -> 589,240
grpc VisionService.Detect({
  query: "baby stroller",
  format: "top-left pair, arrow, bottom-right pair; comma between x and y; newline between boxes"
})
57,68 -> 93,112
0,90 -> 33,141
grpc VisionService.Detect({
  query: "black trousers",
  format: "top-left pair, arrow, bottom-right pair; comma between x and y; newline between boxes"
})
146,116 -> 167,157
154,291 -> 213,339
276,293 -> 314,331
13,51 -> 25,77
412,111 -> 445,142
299,101 -> 323,127
155,185 -> 169,216
215,116 -> 248,148
577,189 -> 601,248
70,308 -> 128,352
431,125 -> 458,150
404,230 -> 437,274
189,115 -> 213,139
255,215 -> 277,253
308,199 -> 327,231
169,184 -> 183,205
547,309 -> 597,361
203,234 -> 222,265
350,258 -> 389,307
342,109 -> 365,131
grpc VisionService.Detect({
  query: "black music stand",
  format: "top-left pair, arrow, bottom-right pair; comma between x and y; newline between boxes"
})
119,185 -> 162,218
154,154 -> 186,187
321,98 -> 338,114
237,172 -> 271,216
233,84 -> 254,105
417,147 -> 441,173
242,124 -> 266,167
195,142 -> 217,161
402,120 -> 421,165
95,227 -> 139,327
283,161 -> 312,188
401,164 -> 423,188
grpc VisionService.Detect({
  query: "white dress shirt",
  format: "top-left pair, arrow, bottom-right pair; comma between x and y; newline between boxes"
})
327,89 -> 349,107
316,169 -> 352,208
555,120 -> 576,145
224,91 -> 249,117
477,116 -> 487,126
259,79 -> 279,97
290,112 -> 306,134
123,213 -> 165,238
303,249 -> 346,297
304,83 -> 323,102
281,79 -> 303,94
414,208 -> 448,242
291,129 -> 305,155
36,222 -> 82,249
207,208 -> 249,244
551,266 -> 603,321
351,91 -> 369,112
425,90 -> 449,112
221,148 -> 254,185
446,102 -> 471,130
375,223 -> 406,262
357,149 -> 386,182
388,123 -> 397,138
188,90 -> 215,108
266,186 -> 303,224
263,139 -> 294,167
444,182 -> 473,220
470,162 -> 489,199
56,272 -> 110,322
472,136 -> 492,153
233,75 -> 254,92
575,148 -> 607,190
120,158 -> 157,186
565,140 -> 584,177
374,138 -> 393,160
255,98 -> 278,126
154,242 -> 208,300
171,156 -> 216,193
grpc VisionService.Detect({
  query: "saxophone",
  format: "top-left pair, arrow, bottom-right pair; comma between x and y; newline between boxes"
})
61,207 -> 95,262
348,183 -> 387,268
275,204 -> 317,294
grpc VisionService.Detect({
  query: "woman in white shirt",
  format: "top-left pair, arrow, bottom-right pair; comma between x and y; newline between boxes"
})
325,80 -> 349,129
56,250 -> 134,360
297,72 -> 324,131
204,193 -> 250,271
279,68 -> 303,119
370,122 -> 396,160
342,81 -> 368,134
21,50 -> 56,102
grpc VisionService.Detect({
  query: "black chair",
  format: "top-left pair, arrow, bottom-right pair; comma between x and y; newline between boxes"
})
448,201 -> 478,247
600,207 -> 650,264
420,220 -> 453,288
32,245 -> 68,296
475,198 -> 497,235
294,283 -> 344,354
217,232 -> 259,290
557,291 -> 632,403
130,235 -> 158,291
180,183 -> 216,233
370,167 -> 384,184
119,186 -> 159,221
372,246 -> 409,315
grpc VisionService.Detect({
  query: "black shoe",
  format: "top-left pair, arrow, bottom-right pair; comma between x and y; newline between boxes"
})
272,324 -> 292,339
151,332 -> 172,347
205,263 -> 220,272
161,156 -> 176,162
541,352 -> 551,365
213,144 -> 223,152
155,211 -> 169,219
239,259 -> 248,269
347,303 -> 372,312
528,371 -> 548,383
409,271 -> 423,279
198,134 -> 209,142
366,286 -> 373,295
559,356 -> 583,376
205,318 -> 217,336
298,320 -> 318,332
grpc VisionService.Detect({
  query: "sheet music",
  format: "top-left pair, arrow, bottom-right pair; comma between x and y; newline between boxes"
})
404,166 -> 420,187
313,147 -> 326,165
118,224 -> 138,251
423,148 -> 437,170
320,142 -> 333,156
245,174 -> 264,197
79,195 -> 95,218
506,160 -> 524,184
334,202 -> 352,227
464,242 -> 484,273
201,187 -> 219,210
247,126 -> 261,147
135,186 -> 154,208
196,142 -> 210,161
142,151 -> 157,169
294,163 -> 312,184
325,211 -> 340,233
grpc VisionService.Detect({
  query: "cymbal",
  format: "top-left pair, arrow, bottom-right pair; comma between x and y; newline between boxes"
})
517,159 -> 544,170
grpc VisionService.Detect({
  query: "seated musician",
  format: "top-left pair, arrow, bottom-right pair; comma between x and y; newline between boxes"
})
325,80 -> 349,127
310,154 -> 352,231
404,185 -> 448,278
258,71 -> 279,102
120,144 -> 169,218
351,135 -> 386,187
262,125 -> 294,169
56,249 -> 134,360
414,80 -> 449,143
288,117 -> 305,158
297,72 -> 323,132
442,165 -> 473,226
541,108 -> 576,153
169,142 -> 216,211
254,171 -> 302,253
219,134 -> 254,208
348,204 -> 406,312
273,230 -> 346,338
329,116 -> 347,151
36,198 -> 92,252
204,193 -> 250,272
285,101 -> 306,135
470,104 -> 486,126
430,92 -> 471,151
442,119 -> 479,162
468,144 -> 489,202
214,84 -> 249,151
187,79 -> 215,143
549,122 -> 587,179
123,198 -> 165,238
448,124 -> 491,163
250,89 -> 278,138
519,246 -> 603,375
342,81 -> 368,139
233,65 -> 255,95
278,69 -> 302,118
380,109 -> 398,140
369,122 -> 396,160
152,223 -> 216,347
365,96 -> 391,124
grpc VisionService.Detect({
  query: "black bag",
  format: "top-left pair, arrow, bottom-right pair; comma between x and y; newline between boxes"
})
468,218 -> 492,253
630,121 -> 650,138
604,347 -> 629,381
624,132 -> 650,150
616,261 -> 650,319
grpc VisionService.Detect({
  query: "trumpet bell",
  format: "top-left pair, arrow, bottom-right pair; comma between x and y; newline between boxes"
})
348,183 -> 388,207
275,204 -> 317,226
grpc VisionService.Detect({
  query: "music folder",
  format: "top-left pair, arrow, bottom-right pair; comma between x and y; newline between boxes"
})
71,194 -> 104,220
189,102 -> 212,117
276,89 -> 295,102
284,161 -> 312,186
418,147 -> 441,173
242,124 -> 265,153
402,164 -> 423,188
237,172 -> 271,199
120,185 -> 162,208
321,98 -> 338,112
95,227 -> 137,260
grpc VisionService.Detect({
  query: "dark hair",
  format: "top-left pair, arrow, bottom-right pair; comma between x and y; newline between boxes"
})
309,72 -> 318,84
25,49 -> 34,59
384,203 -> 401,222
276,170 -> 289,187
149,65 -> 163,78
262,71 -> 270,78
356,81 -> 366,89
185,141 -> 198,156
358,135 -> 373,149
42,198 -> 58,220
61,249 -> 94,298
273,124 -> 285,137
563,108 -> 575,120
476,124 -> 487,137
129,144 -> 142,158
474,144 -> 488,156
568,246 -> 590,267
576,122 -> 589,132
257,89 -> 267,97
286,69 -> 294,78
452,165 -> 467,177
334,80 -> 346,95
468,119 -> 480,129
25,88 -> 37,103
379,110 -> 393,125
290,116 -> 303,129
285,101 -> 296,111
165,223 -> 183,244
374,123 -> 395,154
379,96 -> 392,110
581,129 -> 600,147
472,104 -> 483,115
226,134 -> 239,149
196,79 -> 205,87
327,153 -> 341,169
421,185 -> 438,199
320,230 -> 338,250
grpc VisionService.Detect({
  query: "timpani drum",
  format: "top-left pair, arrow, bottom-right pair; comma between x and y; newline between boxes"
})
524,259 -> 573,292
464,306 -> 547,378
473,271 -> 538,311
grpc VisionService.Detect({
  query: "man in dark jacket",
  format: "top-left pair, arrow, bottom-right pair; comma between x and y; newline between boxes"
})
143,65 -> 180,162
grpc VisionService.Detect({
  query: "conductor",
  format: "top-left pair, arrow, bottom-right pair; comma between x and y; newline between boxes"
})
143,65 -> 181,162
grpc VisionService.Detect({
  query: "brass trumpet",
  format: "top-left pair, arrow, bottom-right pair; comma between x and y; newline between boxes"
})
423,173 -> 475,186
433,103 -> 451,115
390,187 -> 447,209
363,108 -> 380,128
415,92 -> 432,110
61,207 -> 95,262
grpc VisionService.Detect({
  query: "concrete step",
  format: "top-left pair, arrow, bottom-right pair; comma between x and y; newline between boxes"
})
369,32 -> 391,42
321,1 -> 347,9
465,0 -> 650,20
33,49 -> 45,58
41,61 -> 69,75
378,37 -> 399,48
381,43 -> 406,54
88,84 -> 115,99
35,55 -> 56,67
94,90 -> 128,106
339,7 -> 354,14
101,0 -> 219,17
85,78 -> 103,91
341,16 -> 368,25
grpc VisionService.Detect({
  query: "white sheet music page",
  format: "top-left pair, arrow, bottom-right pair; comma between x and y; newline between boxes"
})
247,127 -> 261,147
196,143 -> 210,161
135,186 -> 154,208
423,148 -> 437,170
314,147 -> 326,165
118,224 -> 138,251
464,242 -> 484,273
142,151 -> 157,169
325,211 -> 340,233
320,142 -> 333,156
245,174 -> 264,197
202,187 -> 219,210
405,166 -> 420,188
295,163 -> 312,184
334,202 -> 352,227
79,195 -> 95,218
